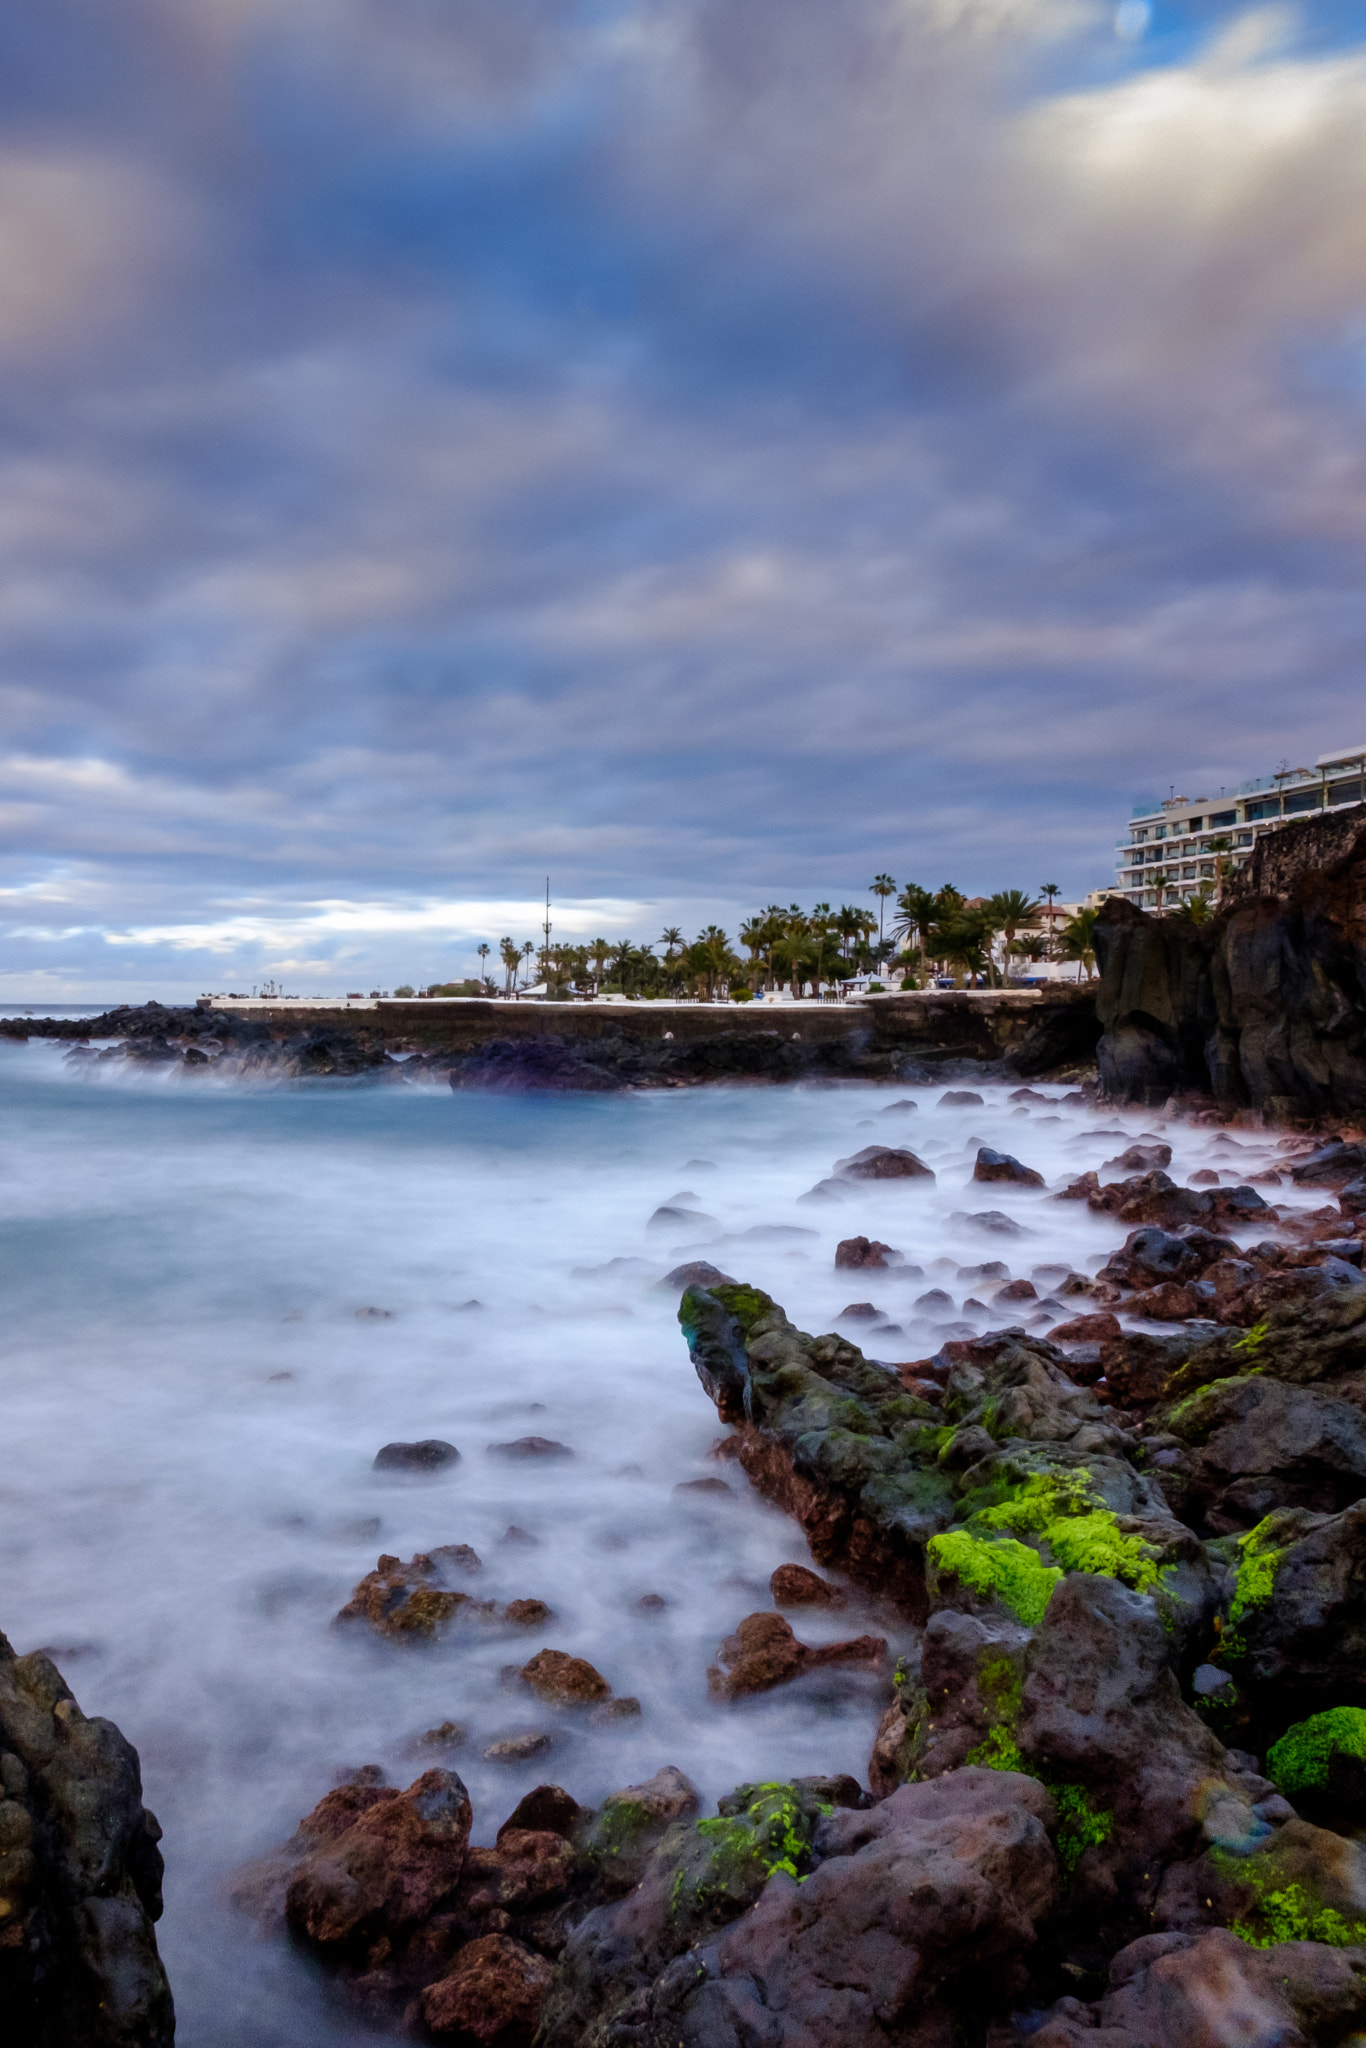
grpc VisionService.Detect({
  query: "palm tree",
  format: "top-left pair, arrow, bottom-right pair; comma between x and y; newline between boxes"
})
771,931 -> 815,998
891,884 -> 934,961
499,937 -> 519,992
1059,907 -> 1099,981
520,939 -> 535,986
1150,870 -> 1171,915
931,914 -> 988,987
476,942 -> 491,988
1206,837 -> 1233,898
870,874 -> 896,949
984,890 -> 1040,982
1039,883 -> 1061,956
589,937 -> 612,991
1173,893 -> 1213,926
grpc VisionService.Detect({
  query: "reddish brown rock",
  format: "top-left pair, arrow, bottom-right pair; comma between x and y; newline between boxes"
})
285,1768 -> 472,1951
708,1611 -> 886,1701
496,1785 -> 587,1844
518,1650 -> 612,1706
993,1278 -> 1037,1303
336,1553 -> 498,1639
1125,1282 -> 1200,1321
1047,1311 -> 1122,1344
455,1831 -> 577,1914
770,1562 -> 845,1607
420,1933 -> 554,2044
835,1236 -> 899,1270
503,1600 -> 555,1628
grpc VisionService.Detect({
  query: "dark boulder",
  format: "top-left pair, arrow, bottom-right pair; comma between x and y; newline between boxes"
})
373,1439 -> 460,1473
1217,1500 -> 1366,1730
0,1633 -> 174,2048
541,1770 -> 1057,2048
1159,1375 -> 1366,1531
835,1236 -> 900,1270
833,1145 -> 935,1181
974,1147 -> 1045,1187
1027,1927 -> 1366,2048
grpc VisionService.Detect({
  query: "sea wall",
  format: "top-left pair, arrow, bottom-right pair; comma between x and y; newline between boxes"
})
1095,805 -> 1366,1117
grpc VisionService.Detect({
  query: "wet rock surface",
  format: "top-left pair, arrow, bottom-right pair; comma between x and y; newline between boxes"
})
0,1632 -> 174,2048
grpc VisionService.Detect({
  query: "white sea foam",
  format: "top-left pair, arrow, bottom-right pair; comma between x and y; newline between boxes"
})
0,1044 -> 1314,2043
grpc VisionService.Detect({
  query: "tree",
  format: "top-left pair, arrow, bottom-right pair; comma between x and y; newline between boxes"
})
1149,870 -> 1171,914
870,874 -> 896,949
499,937 -> 520,992
891,885 -> 934,963
476,942 -> 491,987
984,890 -> 1040,981
771,931 -> 816,998
1173,893 -> 1213,926
930,913 -> 988,987
589,936 -> 612,991
1059,907 -> 1099,981
1039,883 -> 1061,955
1206,837 -> 1233,898
520,939 -> 536,985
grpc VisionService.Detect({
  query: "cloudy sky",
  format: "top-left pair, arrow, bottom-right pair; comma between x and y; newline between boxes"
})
2,0 -> 1365,999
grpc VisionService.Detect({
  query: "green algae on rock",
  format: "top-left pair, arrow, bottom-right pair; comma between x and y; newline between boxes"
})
678,1281 -> 1213,1633
1268,1707 -> 1366,1824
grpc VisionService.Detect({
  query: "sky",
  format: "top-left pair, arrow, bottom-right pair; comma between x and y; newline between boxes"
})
2,0 -> 1366,1000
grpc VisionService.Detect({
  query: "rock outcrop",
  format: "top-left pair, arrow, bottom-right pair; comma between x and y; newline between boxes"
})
1094,806 -> 1366,1116
0,1632 -> 173,2047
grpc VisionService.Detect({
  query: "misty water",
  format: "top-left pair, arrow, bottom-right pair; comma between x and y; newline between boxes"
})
0,1043 -> 1313,2043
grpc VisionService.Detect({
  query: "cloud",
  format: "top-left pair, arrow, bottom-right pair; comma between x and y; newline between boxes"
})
0,1 -> 1363,996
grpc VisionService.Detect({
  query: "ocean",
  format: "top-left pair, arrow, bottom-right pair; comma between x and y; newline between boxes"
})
0,1041 -> 1303,2042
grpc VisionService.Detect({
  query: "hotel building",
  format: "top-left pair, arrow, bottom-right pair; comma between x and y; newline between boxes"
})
1114,745 -> 1366,909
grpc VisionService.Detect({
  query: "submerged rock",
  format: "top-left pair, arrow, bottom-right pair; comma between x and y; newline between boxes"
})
707,1612 -> 886,1700
832,1145 -> 935,1181
373,1439 -> 460,1473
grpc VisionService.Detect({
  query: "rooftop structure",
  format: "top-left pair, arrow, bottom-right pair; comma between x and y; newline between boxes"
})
1114,745 -> 1366,909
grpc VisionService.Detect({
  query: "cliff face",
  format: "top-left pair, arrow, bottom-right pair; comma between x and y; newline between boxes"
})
1095,806 -> 1366,1116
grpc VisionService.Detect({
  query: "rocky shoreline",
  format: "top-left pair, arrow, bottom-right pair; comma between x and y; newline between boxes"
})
0,993 -> 1098,1091
18,1124 -> 1366,2046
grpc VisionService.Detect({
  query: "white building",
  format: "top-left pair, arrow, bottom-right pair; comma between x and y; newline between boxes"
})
1114,745 -> 1366,909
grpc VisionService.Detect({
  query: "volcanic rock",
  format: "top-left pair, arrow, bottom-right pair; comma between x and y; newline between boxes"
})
833,1145 -> 935,1181
974,1147 -> 1045,1187
0,1633 -> 174,2048
420,1933 -> 554,2043
373,1439 -> 460,1472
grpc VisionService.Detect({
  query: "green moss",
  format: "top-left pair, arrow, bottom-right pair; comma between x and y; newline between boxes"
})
1229,1883 -> 1366,1949
1268,1709 -> 1366,1799
973,1469 -> 1163,1595
677,1783 -> 812,1917
1232,1322 -> 1269,1356
708,1283 -> 775,1338
1228,1514 -> 1291,1628
966,1723 -> 1025,1772
927,1529 -> 1062,1626
589,1795 -> 654,1861
1050,1784 -> 1114,1874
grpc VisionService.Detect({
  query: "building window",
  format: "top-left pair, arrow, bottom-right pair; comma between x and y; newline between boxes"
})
1210,809 -> 1236,827
1245,799 -> 1281,821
